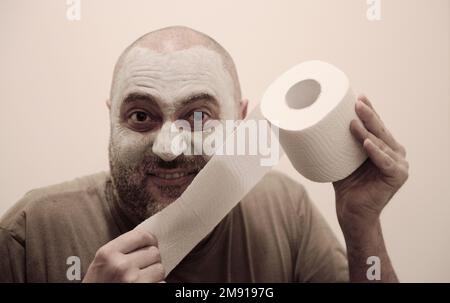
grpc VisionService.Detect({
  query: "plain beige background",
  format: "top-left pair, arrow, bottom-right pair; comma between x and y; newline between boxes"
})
1,0 -> 449,282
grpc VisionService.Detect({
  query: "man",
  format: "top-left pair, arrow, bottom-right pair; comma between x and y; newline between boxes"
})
0,26 -> 409,283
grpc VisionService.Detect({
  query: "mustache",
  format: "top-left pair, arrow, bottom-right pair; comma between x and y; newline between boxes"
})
141,155 -> 207,173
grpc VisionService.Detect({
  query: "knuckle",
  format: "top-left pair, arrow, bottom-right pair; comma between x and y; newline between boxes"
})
148,246 -> 161,262
384,158 -> 395,170
112,259 -> 131,275
395,167 -> 409,184
95,246 -> 112,262
135,230 -> 156,246
149,233 -> 158,246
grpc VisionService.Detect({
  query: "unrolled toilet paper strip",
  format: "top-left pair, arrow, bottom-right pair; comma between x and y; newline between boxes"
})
136,107 -> 283,275
135,60 -> 367,276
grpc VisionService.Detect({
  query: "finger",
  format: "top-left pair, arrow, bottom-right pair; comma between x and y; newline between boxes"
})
358,96 -> 407,157
137,263 -> 166,283
363,138 -> 397,177
357,95 -> 379,117
355,100 -> 401,152
350,119 -> 401,161
126,245 -> 161,269
107,230 -> 157,254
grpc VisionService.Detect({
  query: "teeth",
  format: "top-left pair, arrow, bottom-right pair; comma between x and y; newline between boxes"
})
153,172 -> 188,179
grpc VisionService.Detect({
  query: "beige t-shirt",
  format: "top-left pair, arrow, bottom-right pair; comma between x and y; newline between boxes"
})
0,171 -> 348,283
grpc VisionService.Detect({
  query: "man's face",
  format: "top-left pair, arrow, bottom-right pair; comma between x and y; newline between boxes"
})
108,46 -> 237,221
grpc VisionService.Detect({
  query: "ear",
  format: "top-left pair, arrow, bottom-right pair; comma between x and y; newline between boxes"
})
106,99 -> 111,110
239,98 -> 248,119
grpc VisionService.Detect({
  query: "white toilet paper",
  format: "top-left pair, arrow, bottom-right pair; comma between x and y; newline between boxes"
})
261,60 -> 367,182
136,60 -> 367,276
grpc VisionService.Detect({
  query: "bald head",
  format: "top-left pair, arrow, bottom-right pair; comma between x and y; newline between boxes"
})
111,26 -> 241,103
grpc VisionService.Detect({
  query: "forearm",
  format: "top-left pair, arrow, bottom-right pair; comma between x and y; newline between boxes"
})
343,219 -> 398,283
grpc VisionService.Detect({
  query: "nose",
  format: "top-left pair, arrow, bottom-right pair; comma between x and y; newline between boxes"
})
152,121 -> 184,161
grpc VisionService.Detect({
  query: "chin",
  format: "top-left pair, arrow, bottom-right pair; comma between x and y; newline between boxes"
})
144,173 -> 197,208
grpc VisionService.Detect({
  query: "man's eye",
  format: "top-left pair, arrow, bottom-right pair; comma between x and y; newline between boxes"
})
186,111 -> 211,131
126,111 -> 159,132
190,111 -> 210,122
130,111 -> 150,123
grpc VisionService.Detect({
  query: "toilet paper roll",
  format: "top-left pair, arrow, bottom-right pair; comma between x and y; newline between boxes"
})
136,60 -> 367,276
261,60 -> 367,182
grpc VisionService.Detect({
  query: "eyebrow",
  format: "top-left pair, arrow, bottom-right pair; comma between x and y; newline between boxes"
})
180,92 -> 219,108
121,92 -> 163,117
123,92 -> 218,105
122,92 -> 155,104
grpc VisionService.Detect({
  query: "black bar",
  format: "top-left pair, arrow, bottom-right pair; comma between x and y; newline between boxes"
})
1,283 -> 448,302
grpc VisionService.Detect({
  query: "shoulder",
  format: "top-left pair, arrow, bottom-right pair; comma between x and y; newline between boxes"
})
0,172 -> 110,237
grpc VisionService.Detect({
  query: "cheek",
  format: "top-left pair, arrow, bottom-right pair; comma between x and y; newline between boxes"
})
111,124 -> 156,165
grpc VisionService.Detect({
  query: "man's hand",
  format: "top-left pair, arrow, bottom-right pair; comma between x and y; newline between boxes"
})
333,95 -> 409,235
332,95 -> 409,282
83,230 -> 165,283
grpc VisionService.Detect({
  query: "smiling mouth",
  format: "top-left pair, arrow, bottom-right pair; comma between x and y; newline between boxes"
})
146,169 -> 199,186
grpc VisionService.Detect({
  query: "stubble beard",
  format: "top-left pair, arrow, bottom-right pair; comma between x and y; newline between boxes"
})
108,142 -> 207,223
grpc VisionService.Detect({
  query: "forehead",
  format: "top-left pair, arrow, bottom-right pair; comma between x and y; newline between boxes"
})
113,46 -> 234,104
